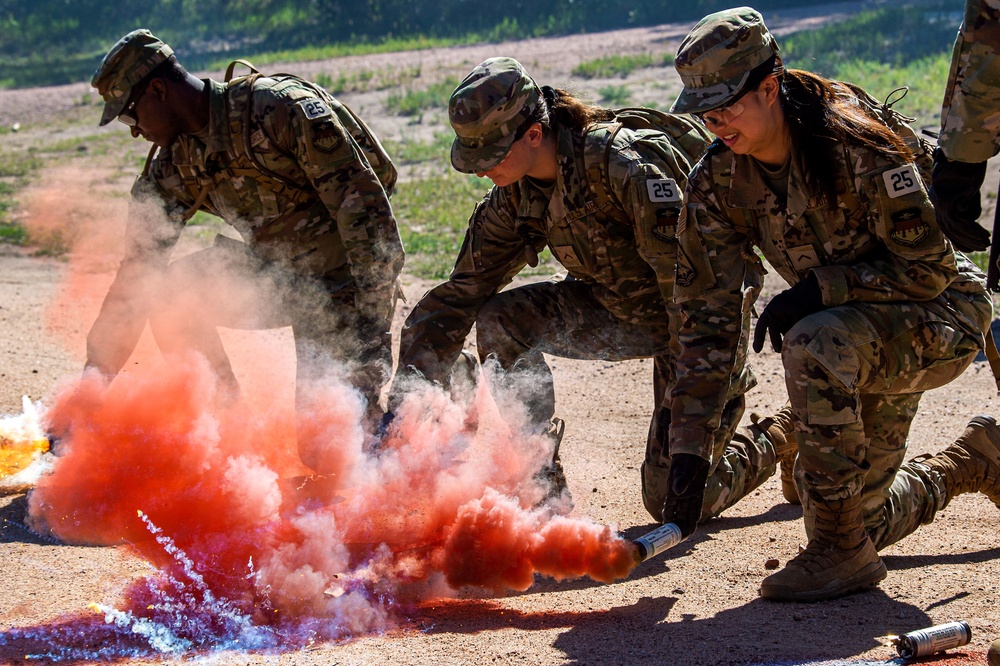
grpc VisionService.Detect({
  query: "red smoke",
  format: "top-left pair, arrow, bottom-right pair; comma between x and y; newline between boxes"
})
18,164 -> 638,649
27,355 -> 637,640
443,489 -> 637,591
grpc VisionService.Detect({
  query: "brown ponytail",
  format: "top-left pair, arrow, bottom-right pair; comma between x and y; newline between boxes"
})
779,69 -> 914,208
537,86 -> 615,133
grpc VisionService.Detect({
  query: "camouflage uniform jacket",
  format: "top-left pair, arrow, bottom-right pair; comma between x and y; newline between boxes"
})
939,0 -> 1000,162
671,138 -> 989,460
398,121 -> 704,384
88,77 -> 403,372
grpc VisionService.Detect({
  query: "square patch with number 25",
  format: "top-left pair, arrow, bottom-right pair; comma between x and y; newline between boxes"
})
298,98 -> 332,120
646,178 -> 681,203
881,164 -> 920,199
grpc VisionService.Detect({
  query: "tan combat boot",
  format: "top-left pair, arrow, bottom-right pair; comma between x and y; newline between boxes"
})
759,492 -> 886,602
918,415 -> 1000,509
749,407 -> 799,504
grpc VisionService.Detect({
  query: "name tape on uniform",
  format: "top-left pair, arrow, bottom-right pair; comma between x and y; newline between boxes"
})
298,98 -> 332,120
646,178 -> 681,203
882,165 -> 920,199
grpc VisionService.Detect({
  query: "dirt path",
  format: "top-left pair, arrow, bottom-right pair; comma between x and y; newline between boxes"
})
2,4 -> 1000,664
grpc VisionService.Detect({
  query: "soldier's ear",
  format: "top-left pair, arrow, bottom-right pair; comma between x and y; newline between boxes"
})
760,75 -> 780,103
147,78 -> 169,103
524,123 -> 545,147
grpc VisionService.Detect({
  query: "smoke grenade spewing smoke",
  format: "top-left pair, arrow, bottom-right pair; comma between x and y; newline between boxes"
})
3,171 -> 640,657
10,354 -> 638,656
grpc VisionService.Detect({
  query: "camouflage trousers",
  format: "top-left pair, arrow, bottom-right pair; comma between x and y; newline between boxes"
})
476,277 -> 776,521
147,235 -> 392,461
781,288 -> 992,549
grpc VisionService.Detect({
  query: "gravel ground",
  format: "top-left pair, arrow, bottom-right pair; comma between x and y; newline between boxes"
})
2,4 -> 999,664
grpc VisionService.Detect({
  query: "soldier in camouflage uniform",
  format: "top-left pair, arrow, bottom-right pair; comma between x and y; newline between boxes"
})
669,6 -> 1000,602
930,0 -> 1000,257
394,56 -> 790,523
930,22 -> 1000,658
89,30 -> 403,469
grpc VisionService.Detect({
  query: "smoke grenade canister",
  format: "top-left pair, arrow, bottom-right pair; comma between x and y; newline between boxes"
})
632,522 -> 685,562
894,621 -> 971,659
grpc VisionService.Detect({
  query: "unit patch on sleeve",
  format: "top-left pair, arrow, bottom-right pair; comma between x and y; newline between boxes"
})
313,121 -> 344,154
651,208 -> 679,242
888,207 -> 930,247
675,244 -> 696,287
646,178 -> 681,203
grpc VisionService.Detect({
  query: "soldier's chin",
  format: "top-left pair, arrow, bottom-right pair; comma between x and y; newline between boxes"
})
486,175 -> 513,187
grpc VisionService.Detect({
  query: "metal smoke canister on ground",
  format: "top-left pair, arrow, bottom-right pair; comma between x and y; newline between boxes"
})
893,621 -> 971,659
631,522 -> 685,563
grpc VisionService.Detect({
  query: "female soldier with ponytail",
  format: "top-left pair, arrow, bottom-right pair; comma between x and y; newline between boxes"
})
668,7 -> 998,602
393,57 -> 791,524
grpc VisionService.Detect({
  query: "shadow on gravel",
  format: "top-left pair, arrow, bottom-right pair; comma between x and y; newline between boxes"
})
0,493 -> 64,546
883,547 -> 1000,570
418,590 -> 932,666
0,614 -> 153,665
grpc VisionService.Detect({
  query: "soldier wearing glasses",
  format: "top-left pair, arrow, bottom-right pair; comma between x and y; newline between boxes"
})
88,30 -> 403,469
667,7 -> 999,602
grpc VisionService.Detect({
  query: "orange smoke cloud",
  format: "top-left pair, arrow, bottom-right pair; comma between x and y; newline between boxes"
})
441,489 -> 637,592
17,164 -> 637,652
20,166 -> 131,360
26,355 -> 636,646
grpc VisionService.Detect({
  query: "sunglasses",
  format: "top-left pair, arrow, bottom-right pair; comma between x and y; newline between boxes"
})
694,83 -> 762,129
117,78 -> 151,127
696,100 -> 747,129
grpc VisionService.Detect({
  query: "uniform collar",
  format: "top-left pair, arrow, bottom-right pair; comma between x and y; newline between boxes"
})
725,148 -> 822,224
515,123 -> 580,222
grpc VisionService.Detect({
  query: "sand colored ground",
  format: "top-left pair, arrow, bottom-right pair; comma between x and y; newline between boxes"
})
1,2 -> 999,664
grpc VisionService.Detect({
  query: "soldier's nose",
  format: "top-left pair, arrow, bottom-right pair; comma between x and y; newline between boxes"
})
130,126 -> 142,139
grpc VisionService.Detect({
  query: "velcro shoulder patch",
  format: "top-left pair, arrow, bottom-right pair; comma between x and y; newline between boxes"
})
646,178 -> 681,203
881,164 -> 921,199
889,207 -> 929,247
297,98 -> 332,121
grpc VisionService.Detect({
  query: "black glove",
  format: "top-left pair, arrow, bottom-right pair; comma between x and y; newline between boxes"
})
752,274 -> 825,354
662,453 -> 710,538
929,147 -> 990,253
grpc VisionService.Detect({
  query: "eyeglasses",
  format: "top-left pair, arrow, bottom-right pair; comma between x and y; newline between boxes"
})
696,99 -> 747,129
117,80 -> 151,127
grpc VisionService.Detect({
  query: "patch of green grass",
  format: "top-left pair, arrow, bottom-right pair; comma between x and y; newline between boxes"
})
28,227 -> 74,256
393,172 -> 490,279
782,5 -> 960,73
40,133 -> 121,157
0,150 -> 43,243
383,132 -> 454,165
314,72 -> 335,90
316,65 -> 423,95
0,150 -> 43,179
205,36 -> 464,73
385,77 -> 460,117
598,85 -> 632,107
780,4 -> 958,122
966,251 -> 991,277
572,52 -> 673,79
0,181 -> 26,244
0,222 -> 26,244
828,54 -> 952,121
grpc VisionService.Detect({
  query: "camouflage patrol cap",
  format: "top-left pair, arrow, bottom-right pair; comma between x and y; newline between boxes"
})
92,29 -> 174,126
671,7 -> 779,114
449,57 -> 544,174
